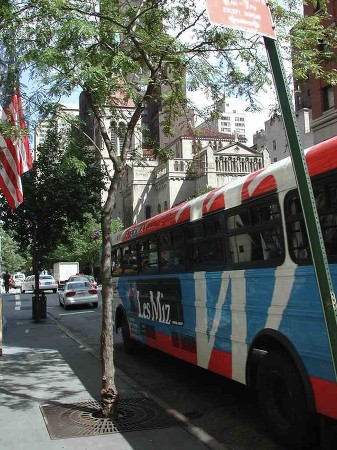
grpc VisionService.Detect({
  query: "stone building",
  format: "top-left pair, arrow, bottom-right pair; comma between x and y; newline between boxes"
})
79,90 -> 268,226
117,128 -> 267,227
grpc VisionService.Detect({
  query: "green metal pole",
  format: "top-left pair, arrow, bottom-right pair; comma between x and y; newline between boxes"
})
264,36 -> 337,378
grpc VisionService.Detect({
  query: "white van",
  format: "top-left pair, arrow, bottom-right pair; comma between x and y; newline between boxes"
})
12,272 -> 25,289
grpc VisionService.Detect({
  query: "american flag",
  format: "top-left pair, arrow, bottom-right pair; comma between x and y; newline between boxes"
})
0,41 -> 32,209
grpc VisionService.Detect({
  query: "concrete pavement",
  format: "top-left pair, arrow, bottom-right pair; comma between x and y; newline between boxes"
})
0,292 -> 226,450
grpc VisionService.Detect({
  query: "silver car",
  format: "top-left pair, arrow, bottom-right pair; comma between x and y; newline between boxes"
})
21,274 -> 58,293
58,280 -> 98,309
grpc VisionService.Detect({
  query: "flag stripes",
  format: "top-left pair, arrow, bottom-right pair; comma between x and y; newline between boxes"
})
0,86 -> 32,209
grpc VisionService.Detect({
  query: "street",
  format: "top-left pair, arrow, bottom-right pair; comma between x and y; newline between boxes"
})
4,290 -> 334,450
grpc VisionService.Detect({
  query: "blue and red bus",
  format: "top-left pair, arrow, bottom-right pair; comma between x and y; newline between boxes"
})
112,135 -> 337,447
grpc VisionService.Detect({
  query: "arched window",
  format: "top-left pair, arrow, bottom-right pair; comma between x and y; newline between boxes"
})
158,203 -> 162,213
164,201 -> 168,211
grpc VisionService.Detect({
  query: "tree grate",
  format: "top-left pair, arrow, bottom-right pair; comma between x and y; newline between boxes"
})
40,397 -> 181,439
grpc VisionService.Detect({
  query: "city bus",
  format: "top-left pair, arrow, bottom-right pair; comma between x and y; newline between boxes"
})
111,135 -> 337,447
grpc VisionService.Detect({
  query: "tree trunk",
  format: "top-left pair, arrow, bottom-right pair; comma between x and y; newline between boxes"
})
100,185 -> 119,417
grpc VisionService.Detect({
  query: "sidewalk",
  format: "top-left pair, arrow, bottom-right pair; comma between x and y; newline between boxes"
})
0,294 -> 225,450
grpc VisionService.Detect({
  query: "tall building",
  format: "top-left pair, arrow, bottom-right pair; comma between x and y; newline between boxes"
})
196,99 -> 247,140
293,0 -> 337,144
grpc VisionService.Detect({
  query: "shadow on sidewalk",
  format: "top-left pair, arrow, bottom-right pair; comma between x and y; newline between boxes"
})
2,310 -> 102,402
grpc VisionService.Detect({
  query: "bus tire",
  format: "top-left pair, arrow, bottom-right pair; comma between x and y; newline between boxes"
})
121,315 -> 138,353
256,350 -> 315,447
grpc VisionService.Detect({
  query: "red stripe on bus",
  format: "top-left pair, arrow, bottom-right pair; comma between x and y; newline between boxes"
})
208,348 -> 232,378
145,332 -> 198,365
242,173 -> 277,202
145,331 -> 232,378
307,137 -> 337,177
203,190 -> 225,214
311,376 -> 337,419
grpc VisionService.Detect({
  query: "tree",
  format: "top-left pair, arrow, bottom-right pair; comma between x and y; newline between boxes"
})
0,226 -> 29,274
1,120 -> 105,270
2,0 -> 336,417
50,213 -> 102,273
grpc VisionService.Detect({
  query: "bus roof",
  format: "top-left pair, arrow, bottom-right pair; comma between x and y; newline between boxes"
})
112,135 -> 337,245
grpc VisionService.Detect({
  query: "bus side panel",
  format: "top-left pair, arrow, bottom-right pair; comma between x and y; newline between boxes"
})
194,271 -> 233,377
116,274 -> 199,364
278,266 -> 336,382
277,265 -> 337,419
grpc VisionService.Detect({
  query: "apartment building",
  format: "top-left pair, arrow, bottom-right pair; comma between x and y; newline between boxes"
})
293,0 -> 337,144
197,99 -> 247,138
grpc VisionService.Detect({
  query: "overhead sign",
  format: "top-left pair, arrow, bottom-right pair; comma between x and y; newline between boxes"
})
206,0 -> 276,39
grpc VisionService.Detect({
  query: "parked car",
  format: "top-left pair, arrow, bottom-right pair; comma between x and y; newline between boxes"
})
68,274 -> 97,288
12,272 -> 26,289
21,274 -> 58,293
58,280 -> 98,309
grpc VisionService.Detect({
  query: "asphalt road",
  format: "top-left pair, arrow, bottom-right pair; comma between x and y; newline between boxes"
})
12,290 -> 335,450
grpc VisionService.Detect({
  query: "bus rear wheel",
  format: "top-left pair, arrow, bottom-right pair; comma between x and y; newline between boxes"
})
121,315 -> 139,353
256,350 -> 316,448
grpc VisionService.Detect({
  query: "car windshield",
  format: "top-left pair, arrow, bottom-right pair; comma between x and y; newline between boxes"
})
40,275 -> 53,280
67,282 -> 90,289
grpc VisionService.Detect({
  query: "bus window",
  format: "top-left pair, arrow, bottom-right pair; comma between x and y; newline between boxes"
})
227,200 -> 284,266
229,232 -> 257,263
252,203 -> 281,225
227,210 -> 249,230
139,237 -> 159,274
120,243 -> 138,275
286,195 -> 310,262
187,217 -> 224,271
159,229 -> 185,273
204,218 -> 222,236
316,183 -> 337,258
112,247 -> 122,276
260,226 -> 282,260
286,180 -> 337,263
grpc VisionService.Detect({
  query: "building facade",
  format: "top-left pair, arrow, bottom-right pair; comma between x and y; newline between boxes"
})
253,108 -> 314,163
79,89 -> 268,227
293,0 -> 337,144
196,99 -> 247,139
117,128 -> 267,227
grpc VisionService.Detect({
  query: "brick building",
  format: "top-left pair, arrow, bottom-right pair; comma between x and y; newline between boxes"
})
293,0 -> 337,144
